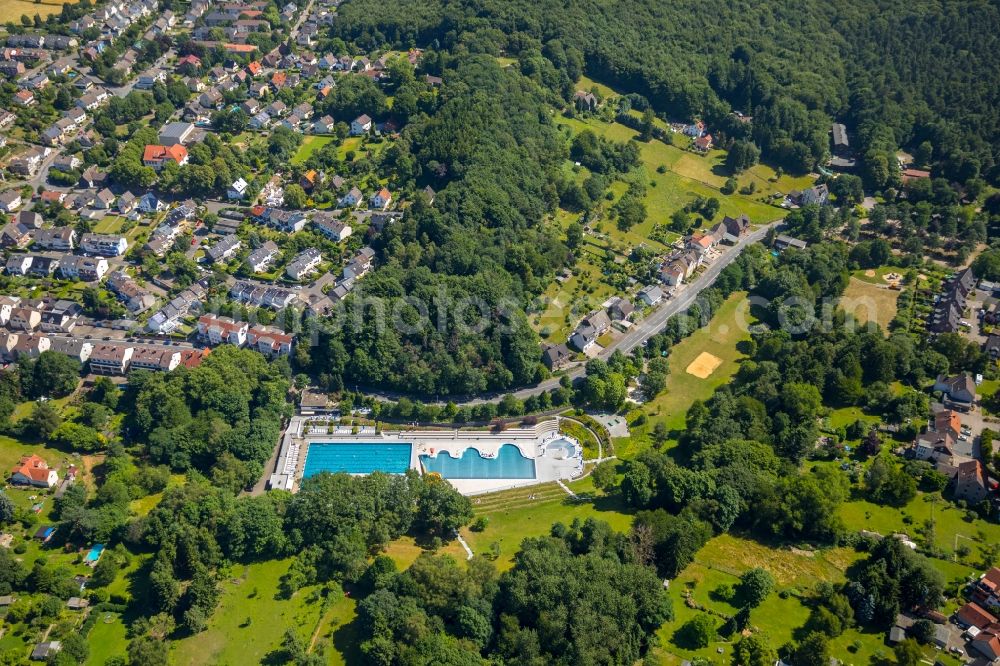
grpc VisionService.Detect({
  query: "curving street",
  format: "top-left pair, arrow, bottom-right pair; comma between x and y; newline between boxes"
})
359,220 -> 780,405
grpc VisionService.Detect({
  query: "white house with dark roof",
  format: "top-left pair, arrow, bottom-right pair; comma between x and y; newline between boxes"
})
246,241 -> 280,273
350,114 -> 372,136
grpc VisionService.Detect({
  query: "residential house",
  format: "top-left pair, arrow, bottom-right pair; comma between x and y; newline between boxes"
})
9,147 -> 49,177
285,248 -> 321,280
774,234 -> 808,251
129,347 -> 181,372
693,134 -> 713,152
0,222 -> 33,249
312,115 -> 335,134
9,307 -> 40,330
0,332 -> 21,363
573,90 -> 598,112
59,256 -> 108,281
608,298 -> 635,322
39,300 -> 80,333
142,144 -> 189,170
683,121 -> 706,137
638,285 -> 664,307
10,454 -> 57,488
343,247 -> 375,280
299,170 -> 318,191
956,602 -> 997,630
80,233 -> 127,256
30,642 -> 61,661
139,192 -> 166,213
246,241 -> 279,273
79,165 -> 107,189
6,255 -> 33,276
688,232 -> 717,256
27,256 -> 60,278
569,310 -> 612,352
955,460 -> 990,505
52,154 -> 82,172
240,99 -> 260,117
370,188 -> 392,210
970,634 -> 1000,662
264,209 -> 307,232
117,191 -> 137,214
720,214 -> 750,243
48,337 -> 93,363
793,184 -> 829,207
350,114 -> 372,136
660,262 -> 686,287
266,100 -> 287,117
934,373 -> 977,411
198,314 -> 249,346
247,325 -> 293,357
312,216 -> 351,242
198,88 -> 223,109
339,186 -> 363,208
93,188 -> 115,209
229,281 -> 298,309
224,177 -> 249,200
107,271 -> 156,313
206,234 -> 242,263
11,333 -> 49,359
249,111 -> 271,130
541,343 -> 572,371
13,90 -> 34,106
88,343 -> 133,375
135,69 -> 166,89
0,190 -> 23,213
985,335 -> 1000,361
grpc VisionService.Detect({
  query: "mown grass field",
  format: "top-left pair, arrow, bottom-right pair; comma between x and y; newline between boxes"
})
168,559 -> 328,665
556,115 -> 787,225
653,532 -> 966,665
291,135 -> 336,165
841,276 -> 900,332
623,292 -> 754,457
92,216 -> 125,234
85,613 -> 128,666
1,0 -> 69,18
458,480 -> 634,571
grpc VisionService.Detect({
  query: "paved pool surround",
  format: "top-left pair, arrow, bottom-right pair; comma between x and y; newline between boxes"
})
271,417 -> 584,495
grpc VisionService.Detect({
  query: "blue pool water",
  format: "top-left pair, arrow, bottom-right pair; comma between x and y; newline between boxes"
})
84,544 -> 104,563
304,443 -> 412,476
420,444 -> 536,479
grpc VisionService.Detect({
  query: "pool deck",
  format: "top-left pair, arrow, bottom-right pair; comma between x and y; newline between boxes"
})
269,417 -> 584,495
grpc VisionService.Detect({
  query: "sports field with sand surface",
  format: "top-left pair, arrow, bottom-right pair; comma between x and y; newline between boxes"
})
685,351 -> 723,379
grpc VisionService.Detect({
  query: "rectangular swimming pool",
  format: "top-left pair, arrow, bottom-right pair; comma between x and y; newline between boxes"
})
303,442 -> 413,477
420,443 -> 536,479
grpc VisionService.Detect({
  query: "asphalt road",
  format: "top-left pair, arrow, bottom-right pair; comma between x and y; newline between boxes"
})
357,220 -> 779,405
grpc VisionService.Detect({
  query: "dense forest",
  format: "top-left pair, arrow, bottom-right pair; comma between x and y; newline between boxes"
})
297,55 -> 575,395
330,0 -> 1000,185
296,0 -> 1000,396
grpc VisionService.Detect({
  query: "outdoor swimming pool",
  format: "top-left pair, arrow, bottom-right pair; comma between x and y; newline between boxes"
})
303,443 -> 412,476
420,444 -> 536,479
84,544 -> 104,564
544,437 -> 579,460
